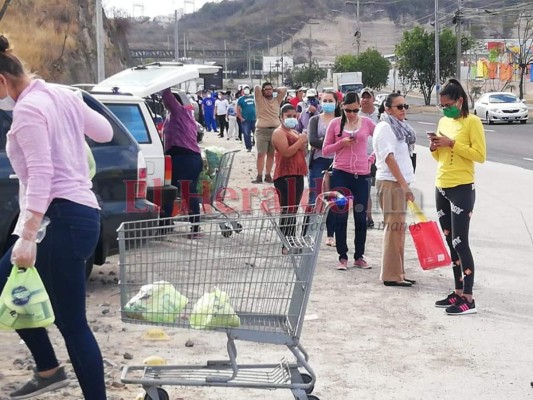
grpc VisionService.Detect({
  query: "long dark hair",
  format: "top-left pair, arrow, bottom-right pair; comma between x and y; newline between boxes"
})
338,91 -> 360,137
0,35 -> 25,78
440,78 -> 469,118
378,92 -> 402,117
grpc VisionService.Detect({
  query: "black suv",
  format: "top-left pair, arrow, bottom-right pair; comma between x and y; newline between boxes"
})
0,88 -> 159,277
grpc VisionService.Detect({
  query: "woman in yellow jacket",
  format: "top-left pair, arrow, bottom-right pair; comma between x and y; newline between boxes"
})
429,79 -> 486,315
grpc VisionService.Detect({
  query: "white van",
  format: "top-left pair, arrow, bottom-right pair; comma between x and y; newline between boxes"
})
91,63 -> 221,217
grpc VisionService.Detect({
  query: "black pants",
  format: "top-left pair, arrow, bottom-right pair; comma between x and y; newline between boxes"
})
435,183 -> 476,294
217,114 -> 228,137
274,175 -> 304,237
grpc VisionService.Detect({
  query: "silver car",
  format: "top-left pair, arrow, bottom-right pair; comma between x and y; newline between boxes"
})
473,92 -> 528,125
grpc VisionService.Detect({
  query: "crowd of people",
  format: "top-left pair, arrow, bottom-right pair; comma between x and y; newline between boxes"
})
0,30 -> 486,397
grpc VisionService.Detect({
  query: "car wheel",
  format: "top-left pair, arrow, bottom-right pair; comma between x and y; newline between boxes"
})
486,113 -> 493,125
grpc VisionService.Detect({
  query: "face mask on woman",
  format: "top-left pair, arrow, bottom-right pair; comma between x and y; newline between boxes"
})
243,88 -> 250,95
283,117 -> 298,129
442,104 -> 461,119
321,102 -> 336,114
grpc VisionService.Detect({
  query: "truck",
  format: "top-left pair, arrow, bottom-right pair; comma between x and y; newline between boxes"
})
333,72 -> 363,94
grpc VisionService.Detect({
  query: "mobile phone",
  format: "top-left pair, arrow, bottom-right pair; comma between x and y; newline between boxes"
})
426,131 -> 437,137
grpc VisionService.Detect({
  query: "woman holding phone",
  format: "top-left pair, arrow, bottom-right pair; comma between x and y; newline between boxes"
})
430,79 -> 486,315
322,91 -> 375,271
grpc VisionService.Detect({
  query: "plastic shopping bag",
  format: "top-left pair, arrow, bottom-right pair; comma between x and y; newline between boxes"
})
408,201 -> 451,270
0,266 -> 55,330
123,281 -> 188,324
190,288 -> 240,330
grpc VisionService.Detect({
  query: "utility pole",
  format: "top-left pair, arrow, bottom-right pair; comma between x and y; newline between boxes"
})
96,0 -> 105,82
174,10 -> 179,61
435,0 -> 440,106
356,0 -> 360,55
248,40 -> 252,84
224,40 -> 228,80
455,0 -> 462,80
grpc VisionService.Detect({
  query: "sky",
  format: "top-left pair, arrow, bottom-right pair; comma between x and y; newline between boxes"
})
103,0 -> 220,18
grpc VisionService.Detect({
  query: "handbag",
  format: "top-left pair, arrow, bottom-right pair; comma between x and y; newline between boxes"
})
407,201 -> 451,270
0,266 -> 55,330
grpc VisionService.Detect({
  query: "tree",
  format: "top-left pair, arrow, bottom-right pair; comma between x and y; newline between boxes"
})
333,49 -> 390,90
292,59 -> 326,89
514,12 -> 533,99
0,0 -> 12,22
395,27 -> 457,105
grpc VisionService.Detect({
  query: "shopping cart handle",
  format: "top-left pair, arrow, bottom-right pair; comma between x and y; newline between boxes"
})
319,191 -> 349,206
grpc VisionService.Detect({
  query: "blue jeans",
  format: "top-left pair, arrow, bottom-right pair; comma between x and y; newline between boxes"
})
241,119 -> 256,150
170,152 -> 203,231
308,157 -> 335,237
0,199 -> 106,399
330,169 -> 370,261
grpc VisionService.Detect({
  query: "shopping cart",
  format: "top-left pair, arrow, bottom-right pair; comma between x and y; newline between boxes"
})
117,192 -> 345,400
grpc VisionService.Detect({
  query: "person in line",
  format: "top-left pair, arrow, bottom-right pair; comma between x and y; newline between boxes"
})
161,88 -> 203,238
237,86 -> 256,152
202,91 -> 217,133
226,99 -> 238,141
296,88 -> 320,134
289,86 -> 306,110
360,87 -> 380,229
322,91 -> 375,271
271,103 -> 308,251
431,79 -> 486,315
373,93 -> 417,287
252,82 -> 287,184
215,92 -> 229,138
307,90 -> 339,246
0,35 -> 111,399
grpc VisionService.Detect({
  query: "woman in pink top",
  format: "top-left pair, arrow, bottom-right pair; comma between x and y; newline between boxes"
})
0,36 -> 112,399
323,91 -> 375,271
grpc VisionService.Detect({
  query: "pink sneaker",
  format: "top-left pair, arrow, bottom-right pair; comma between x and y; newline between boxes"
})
353,257 -> 371,269
337,259 -> 348,271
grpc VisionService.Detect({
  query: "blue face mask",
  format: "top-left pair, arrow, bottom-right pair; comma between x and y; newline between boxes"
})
321,103 -> 336,113
283,117 -> 298,129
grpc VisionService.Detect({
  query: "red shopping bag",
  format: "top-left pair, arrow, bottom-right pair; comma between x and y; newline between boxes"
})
408,201 -> 451,270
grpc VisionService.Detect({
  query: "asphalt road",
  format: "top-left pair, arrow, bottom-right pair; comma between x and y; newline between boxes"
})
407,112 -> 533,170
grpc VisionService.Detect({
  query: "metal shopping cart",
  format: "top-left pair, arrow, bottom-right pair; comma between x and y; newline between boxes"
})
117,192 -> 345,400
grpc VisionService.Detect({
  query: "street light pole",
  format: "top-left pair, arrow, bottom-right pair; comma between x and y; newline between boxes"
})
346,1 -> 361,55
95,0 -> 105,82
435,0 -> 440,106
456,0 -> 462,80
174,10 -> 179,61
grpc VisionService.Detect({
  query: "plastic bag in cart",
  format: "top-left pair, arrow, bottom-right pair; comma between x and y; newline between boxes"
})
124,281 -> 188,324
190,288 -> 241,329
0,265 -> 55,330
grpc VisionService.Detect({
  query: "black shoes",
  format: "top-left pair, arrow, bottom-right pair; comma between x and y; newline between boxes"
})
251,175 -> 263,184
384,280 -> 413,287
435,292 -> 462,308
264,174 -> 273,183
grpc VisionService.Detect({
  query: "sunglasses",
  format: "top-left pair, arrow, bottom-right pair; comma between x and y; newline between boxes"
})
391,104 -> 409,110
344,108 -> 360,114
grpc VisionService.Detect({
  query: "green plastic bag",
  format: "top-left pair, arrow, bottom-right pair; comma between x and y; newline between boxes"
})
0,266 -> 55,330
190,288 -> 241,330
123,281 -> 188,324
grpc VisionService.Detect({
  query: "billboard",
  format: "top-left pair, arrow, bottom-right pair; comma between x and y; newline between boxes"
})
262,56 -> 294,74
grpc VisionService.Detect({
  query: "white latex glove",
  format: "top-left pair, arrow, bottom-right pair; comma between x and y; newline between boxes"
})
11,238 -> 37,269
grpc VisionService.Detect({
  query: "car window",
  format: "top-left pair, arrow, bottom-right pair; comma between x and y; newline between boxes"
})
0,110 -> 12,151
489,94 -> 519,103
105,104 -> 152,144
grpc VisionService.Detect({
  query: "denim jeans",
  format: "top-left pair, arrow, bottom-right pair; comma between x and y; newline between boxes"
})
241,119 -> 256,150
170,152 -> 203,231
330,169 -> 370,261
308,157 -> 335,237
0,199 -> 106,399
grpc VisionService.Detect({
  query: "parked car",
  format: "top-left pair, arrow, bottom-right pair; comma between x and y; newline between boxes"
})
91,63 -> 220,216
374,93 -> 388,108
473,92 -> 528,125
0,87 -> 159,278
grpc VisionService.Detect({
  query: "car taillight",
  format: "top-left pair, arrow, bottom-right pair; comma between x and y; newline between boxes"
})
164,155 -> 172,186
136,152 -> 147,199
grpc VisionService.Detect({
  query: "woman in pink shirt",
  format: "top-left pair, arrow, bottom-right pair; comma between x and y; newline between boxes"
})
0,36 -> 111,399
323,91 -> 375,271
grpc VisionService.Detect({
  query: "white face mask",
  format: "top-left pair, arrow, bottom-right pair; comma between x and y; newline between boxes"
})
0,85 -> 15,111
243,88 -> 250,95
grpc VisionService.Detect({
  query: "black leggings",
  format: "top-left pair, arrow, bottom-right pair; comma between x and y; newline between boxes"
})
435,184 -> 476,294
217,114 -> 228,136
274,175 -> 304,237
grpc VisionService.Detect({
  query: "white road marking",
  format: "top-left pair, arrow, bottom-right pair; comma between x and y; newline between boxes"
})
485,129 -> 495,132
524,158 -> 533,162
416,121 -> 436,125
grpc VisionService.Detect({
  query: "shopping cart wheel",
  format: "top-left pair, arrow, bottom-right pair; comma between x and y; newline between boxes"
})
219,223 -> 233,238
144,387 -> 169,400
231,221 -> 243,233
300,373 -> 314,394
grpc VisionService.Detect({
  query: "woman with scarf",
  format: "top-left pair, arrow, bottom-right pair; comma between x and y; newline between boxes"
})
373,93 -> 416,287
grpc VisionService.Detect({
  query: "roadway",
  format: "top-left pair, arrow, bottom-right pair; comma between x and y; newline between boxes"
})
407,111 -> 532,170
